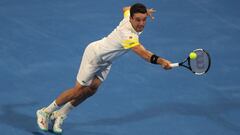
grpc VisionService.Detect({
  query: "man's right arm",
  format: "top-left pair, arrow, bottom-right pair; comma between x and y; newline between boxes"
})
131,44 -> 172,70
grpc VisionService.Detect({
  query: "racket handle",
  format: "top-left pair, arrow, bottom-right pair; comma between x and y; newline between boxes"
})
170,63 -> 179,68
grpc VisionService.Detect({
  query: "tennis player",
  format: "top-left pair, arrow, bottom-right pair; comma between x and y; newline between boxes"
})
36,3 -> 172,134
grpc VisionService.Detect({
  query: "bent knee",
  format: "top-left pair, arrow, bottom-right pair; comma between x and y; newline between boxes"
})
90,77 -> 101,90
89,83 -> 99,91
73,85 -> 98,98
73,78 -> 101,98
85,87 -> 98,97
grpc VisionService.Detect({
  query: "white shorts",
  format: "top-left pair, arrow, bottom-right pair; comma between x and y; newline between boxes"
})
76,41 -> 112,86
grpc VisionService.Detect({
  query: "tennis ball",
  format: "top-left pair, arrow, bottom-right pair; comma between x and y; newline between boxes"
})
189,52 -> 197,60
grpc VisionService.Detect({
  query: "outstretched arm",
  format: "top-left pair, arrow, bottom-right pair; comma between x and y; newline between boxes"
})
131,44 -> 172,70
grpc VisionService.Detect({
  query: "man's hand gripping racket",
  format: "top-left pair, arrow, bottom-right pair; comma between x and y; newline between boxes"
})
170,48 -> 211,75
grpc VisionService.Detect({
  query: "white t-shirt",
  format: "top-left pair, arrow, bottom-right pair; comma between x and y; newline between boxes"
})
91,10 -> 142,63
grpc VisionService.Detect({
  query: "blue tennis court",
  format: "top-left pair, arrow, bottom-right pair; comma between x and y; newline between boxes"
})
0,0 -> 240,135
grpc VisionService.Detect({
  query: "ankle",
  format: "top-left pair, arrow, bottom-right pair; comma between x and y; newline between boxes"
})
44,100 -> 59,113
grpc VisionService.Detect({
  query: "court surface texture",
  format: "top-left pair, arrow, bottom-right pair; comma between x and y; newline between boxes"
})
0,0 -> 240,135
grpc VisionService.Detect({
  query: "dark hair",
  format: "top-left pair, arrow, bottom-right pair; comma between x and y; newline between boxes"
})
130,3 -> 147,18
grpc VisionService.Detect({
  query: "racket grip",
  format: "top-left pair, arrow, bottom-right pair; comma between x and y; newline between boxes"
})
170,63 -> 179,68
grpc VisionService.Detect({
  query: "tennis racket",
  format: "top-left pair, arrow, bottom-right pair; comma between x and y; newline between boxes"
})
170,48 -> 211,75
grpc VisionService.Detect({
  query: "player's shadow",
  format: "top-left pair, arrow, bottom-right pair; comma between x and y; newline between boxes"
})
0,102 -> 46,135
82,100 -> 240,134
0,102 -> 112,135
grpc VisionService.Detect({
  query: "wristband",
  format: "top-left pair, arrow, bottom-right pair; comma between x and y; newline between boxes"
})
150,54 -> 159,64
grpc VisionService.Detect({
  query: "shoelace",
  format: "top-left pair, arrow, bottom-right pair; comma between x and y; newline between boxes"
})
40,110 -> 50,119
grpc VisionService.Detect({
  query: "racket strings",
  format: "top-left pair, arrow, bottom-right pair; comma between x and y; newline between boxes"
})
190,49 -> 211,75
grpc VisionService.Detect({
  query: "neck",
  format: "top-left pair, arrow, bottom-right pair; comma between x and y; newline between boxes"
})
129,20 -> 138,33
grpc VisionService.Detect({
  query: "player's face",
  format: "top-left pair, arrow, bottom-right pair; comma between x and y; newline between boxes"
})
130,13 -> 147,32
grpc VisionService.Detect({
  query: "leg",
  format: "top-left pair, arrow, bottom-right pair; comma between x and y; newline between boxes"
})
67,64 -> 111,107
55,76 -> 101,107
36,78 -> 96,132
37,64 -> 109,132
70,76 -> 102,106
36,83 -> 82,132
51,77 -> 102,133
55,82 -> 83,107
37,42 -> 99,132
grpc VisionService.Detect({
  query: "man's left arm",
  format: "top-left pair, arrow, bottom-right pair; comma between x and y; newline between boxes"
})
123,6 -> 131,18
131,44 -> 172,70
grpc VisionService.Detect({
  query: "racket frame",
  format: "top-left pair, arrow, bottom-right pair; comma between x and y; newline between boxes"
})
170,48 -> 211,75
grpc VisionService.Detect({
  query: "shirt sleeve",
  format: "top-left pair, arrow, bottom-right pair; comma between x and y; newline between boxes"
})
123,9 -> 130,18
121,33 -> 140,49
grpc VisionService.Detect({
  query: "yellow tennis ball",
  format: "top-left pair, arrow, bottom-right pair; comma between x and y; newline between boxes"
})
189,52 -> 197,60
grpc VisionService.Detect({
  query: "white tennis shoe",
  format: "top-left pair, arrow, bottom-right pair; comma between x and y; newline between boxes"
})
36,108 -> 51,131
51,111 -> 67,134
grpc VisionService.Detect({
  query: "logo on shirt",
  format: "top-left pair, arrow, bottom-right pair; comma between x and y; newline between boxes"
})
128,42 -> 136,45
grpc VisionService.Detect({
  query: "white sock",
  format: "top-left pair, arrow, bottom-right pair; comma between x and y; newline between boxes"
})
44,100 -> 59,113
55,102 -> 74,117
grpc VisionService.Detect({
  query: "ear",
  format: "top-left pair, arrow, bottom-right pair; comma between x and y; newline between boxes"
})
130,16 -> 134,21
129,17 -> 133,24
